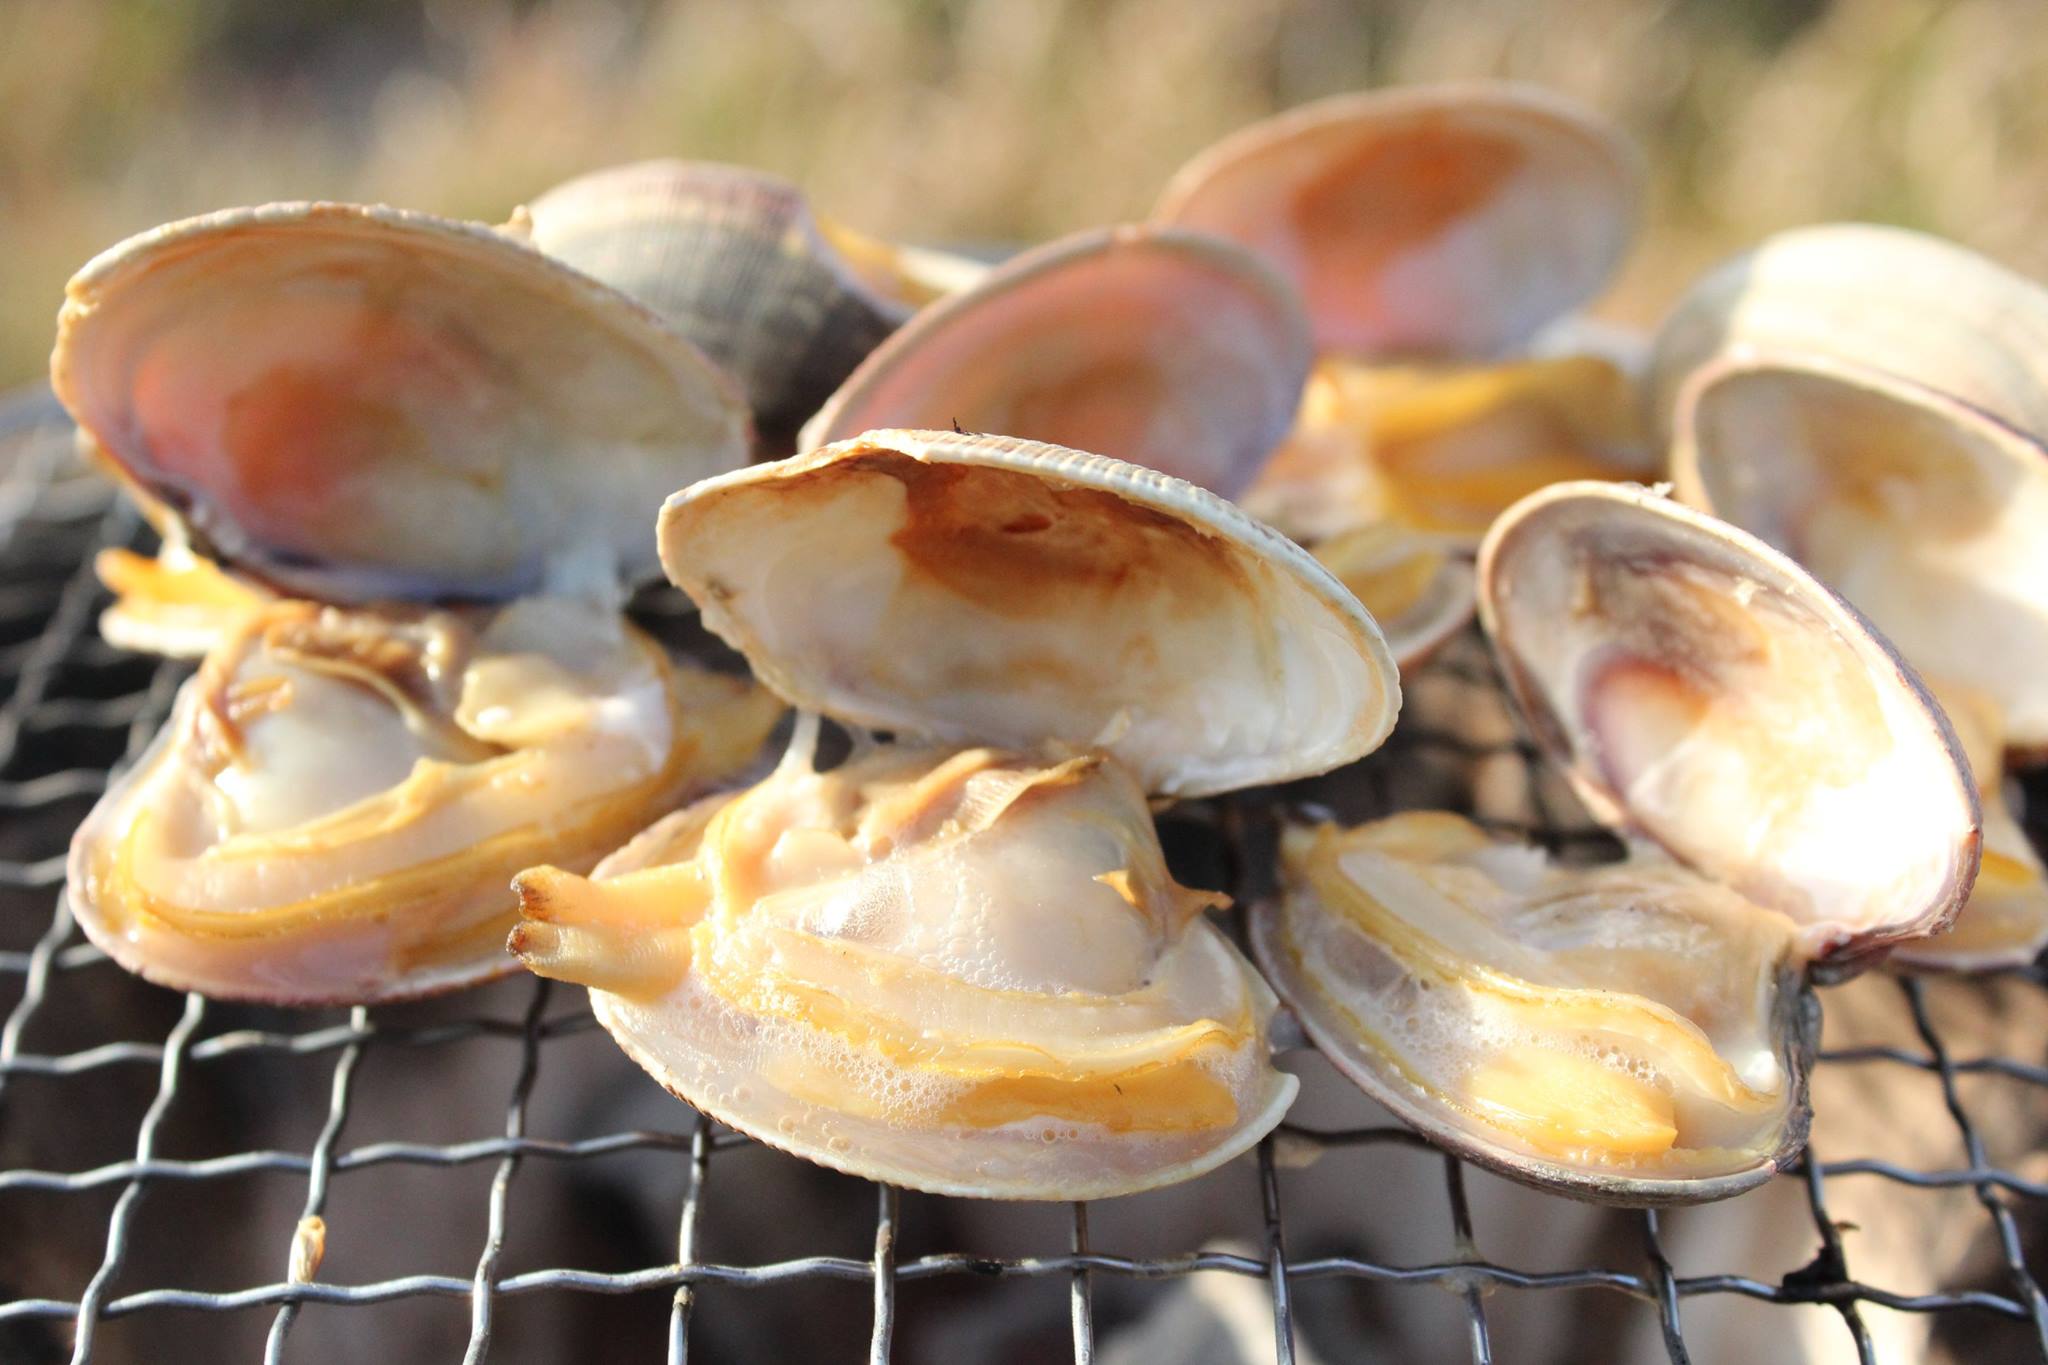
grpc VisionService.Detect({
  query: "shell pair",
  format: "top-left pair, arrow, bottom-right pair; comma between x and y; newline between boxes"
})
1652,223 -> 2048,970
56,204 -> 783,1003
1258,481 -> 1980,1204
507,428 -> 1404,1199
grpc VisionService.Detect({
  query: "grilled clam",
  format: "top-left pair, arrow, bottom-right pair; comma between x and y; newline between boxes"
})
1253,483 -> 1979,1203
1671,352 -> 2048,968
1153,83 -> 1650,661
55,202 -> 781,1003
512,430 -> 1403,1197
798,226 -> 1313,499
525,161 -> 984,446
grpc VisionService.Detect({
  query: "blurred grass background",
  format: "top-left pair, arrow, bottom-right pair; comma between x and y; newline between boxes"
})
3,0 -> 2047,389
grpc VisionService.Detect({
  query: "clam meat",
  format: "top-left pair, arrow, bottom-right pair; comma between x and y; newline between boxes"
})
1254,482 -> 1979,1203
55,201 -> 778,1002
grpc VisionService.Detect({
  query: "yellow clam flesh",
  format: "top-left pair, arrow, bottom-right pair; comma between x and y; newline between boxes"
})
517,734 -> 1292,1198
1254,482 -> 1979,1203
510,430 -> 1405,1196
798,226 -> 1314,499
72,597 -> 780,1002
1255,812 -> 1807,1199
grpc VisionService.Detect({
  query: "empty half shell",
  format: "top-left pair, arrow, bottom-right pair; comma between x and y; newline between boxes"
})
1254,482 -> 1979,1203
69,597 -> 782,1003
52,201 -> 751,605
516,739 -> 1295,1198
658,430 -> 1402,797
1671,352 -> 2048,967
526,161 -> 983,444
1154,82 -> 1641,359
798,226 -> 1313,499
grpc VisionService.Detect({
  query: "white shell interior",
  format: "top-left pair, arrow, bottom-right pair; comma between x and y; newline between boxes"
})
1674,355 -> 2048,752
1477,483 -> 1979,958
798,227 -> 1313,499
1154,83 -> 1640,359
53,203 -> 750,604
658,431 -> 1401,797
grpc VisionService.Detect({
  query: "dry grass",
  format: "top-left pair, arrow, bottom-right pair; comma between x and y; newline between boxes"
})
4,0 -> 2047,386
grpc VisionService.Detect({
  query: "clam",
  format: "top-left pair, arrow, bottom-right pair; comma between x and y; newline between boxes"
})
1153,83 -> 1651,660
797,226 -> 1313,499
1670,351 -> 2048,968
1253,482 -> 1979,1203
525,160 -> 985,445
55,202 -> 782,1003
512,430 -> 1403,1197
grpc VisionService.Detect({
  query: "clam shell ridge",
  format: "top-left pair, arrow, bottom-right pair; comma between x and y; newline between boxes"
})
53,201 -> 751,606
1477,481 -> 1980,967
797,225 -> 1314,499
1154,81 -> 1642,359
657,430 -> 1402,797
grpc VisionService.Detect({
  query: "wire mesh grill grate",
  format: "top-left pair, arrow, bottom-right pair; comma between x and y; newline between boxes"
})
0,386 -> 2043,1363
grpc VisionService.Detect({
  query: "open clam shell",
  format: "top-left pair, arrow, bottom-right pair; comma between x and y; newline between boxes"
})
1253,482 -> 1978,1204
658,430 -> 1401,796
69,598 -> 782,1003
527,161 -> 983,444
1153,82 -> 1641,359
1648,223 -> 2048,440
1672,351 -> 2048,756
512,430 -> 1406,1196
1478,482 -> 1979,965
797,226 -> 1313,499
53,201 -> 751,605
1672,352 -> 2048,968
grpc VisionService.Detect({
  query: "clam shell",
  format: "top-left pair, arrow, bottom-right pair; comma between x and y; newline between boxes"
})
1153,82 -> 1641,359
1672,351 -> 2048,756
1648,223 -> 2048,440
1478,482 -> 1981,967
527,161 -> 982,443
656,430 -> 1402,797
52,202 -> 750,606
797,226 -> 1313,499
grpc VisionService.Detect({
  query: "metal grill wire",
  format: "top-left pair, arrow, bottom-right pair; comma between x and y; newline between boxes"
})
0,388 -> 2042,1362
